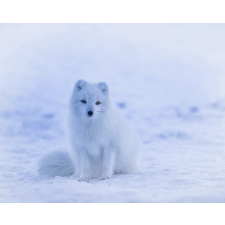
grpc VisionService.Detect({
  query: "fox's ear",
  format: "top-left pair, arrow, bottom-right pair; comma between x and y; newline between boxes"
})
75,79 -> 86,90
98,82 -> 108,93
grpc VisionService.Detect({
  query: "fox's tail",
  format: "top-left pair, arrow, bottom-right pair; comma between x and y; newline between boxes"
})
38,150 -> 74,177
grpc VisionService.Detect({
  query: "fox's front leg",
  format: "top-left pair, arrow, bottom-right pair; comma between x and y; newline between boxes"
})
78,150 -> 91,182
100,147 -> 116,180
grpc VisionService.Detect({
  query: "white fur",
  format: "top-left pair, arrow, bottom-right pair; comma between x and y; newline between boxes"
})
39,80 -> 141,181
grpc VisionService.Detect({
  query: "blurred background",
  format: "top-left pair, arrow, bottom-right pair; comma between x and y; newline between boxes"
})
1,24 -> 225,106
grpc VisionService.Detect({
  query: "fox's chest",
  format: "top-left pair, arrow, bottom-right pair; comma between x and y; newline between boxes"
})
85,135 -> 109,158
73,124 -> 113,157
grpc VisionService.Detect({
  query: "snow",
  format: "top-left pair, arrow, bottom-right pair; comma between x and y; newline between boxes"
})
0,24 -> 225,202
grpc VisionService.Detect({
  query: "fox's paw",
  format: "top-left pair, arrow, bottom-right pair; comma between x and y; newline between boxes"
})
78,177 -> 89,182
100,175 -> 111,181
114,170 -> 123,175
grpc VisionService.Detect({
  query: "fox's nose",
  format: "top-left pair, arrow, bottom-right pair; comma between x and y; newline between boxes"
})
88,111 -> 93,116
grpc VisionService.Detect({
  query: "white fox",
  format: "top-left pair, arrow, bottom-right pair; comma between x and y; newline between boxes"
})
39,80 -> 141,181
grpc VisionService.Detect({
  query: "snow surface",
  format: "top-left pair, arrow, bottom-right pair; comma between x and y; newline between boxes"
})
0,24 -> 225,202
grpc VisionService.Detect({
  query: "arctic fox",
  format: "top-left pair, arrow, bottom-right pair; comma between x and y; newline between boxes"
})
39,80 -> 141,181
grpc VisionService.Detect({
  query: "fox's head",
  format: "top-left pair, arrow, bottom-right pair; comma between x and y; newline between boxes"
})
70,79 -> 110,120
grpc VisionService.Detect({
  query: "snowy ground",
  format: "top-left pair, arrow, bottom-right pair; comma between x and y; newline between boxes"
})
0,24 -> 225,202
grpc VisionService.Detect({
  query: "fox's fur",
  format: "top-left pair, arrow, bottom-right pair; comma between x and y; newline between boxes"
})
39,80 -> 141,181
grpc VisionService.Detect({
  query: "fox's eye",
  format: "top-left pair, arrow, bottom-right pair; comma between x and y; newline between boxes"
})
96,101 -> 100,105
81,100 -> 86,103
